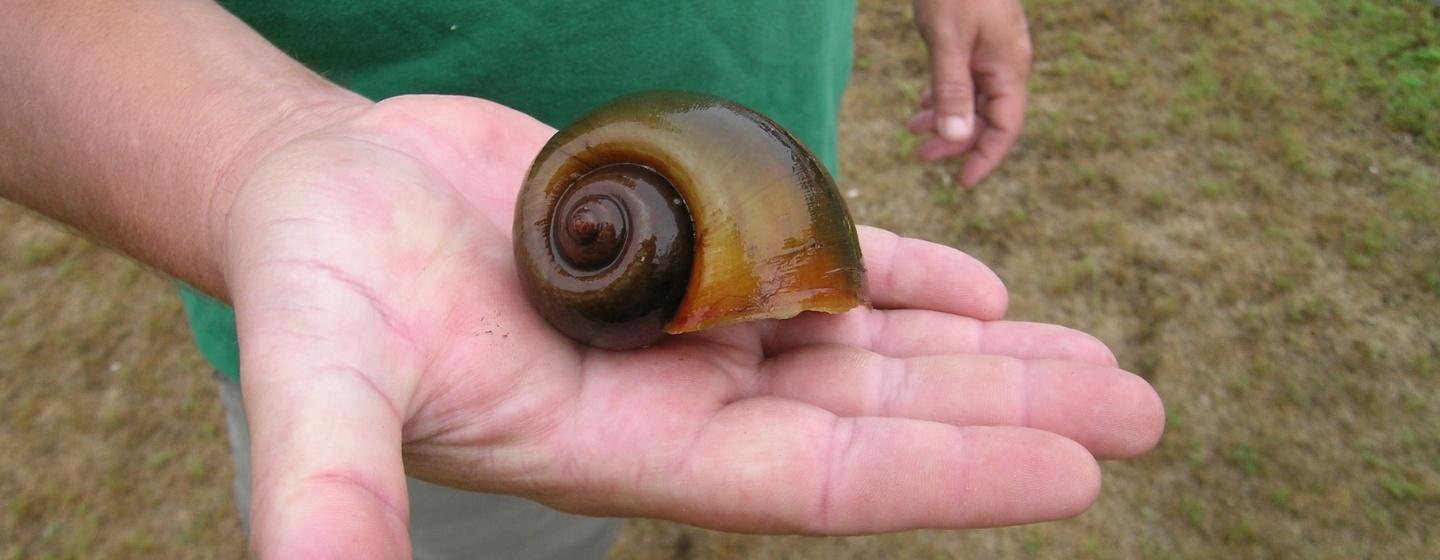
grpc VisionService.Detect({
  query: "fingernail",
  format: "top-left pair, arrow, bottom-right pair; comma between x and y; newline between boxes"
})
939,116 -> 971,142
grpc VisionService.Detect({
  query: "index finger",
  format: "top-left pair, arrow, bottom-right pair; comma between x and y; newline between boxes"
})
858,225 -> 1008,319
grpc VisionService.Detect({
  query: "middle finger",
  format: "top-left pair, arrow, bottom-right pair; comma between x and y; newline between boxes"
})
755,344 -> 1164,460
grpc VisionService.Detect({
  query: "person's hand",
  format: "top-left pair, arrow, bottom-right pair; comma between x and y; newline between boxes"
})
910,0 -> 1033,186
221,95 -> 1163,557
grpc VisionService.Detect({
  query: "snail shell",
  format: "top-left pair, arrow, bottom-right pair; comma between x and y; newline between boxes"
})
514,91 -> 866,349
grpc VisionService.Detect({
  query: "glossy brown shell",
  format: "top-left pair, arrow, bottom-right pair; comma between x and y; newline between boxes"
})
514,91 -> 866,347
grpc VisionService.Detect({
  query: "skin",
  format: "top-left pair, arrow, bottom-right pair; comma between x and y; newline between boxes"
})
1,1 -> 1161,558
911,0 -> 1034,186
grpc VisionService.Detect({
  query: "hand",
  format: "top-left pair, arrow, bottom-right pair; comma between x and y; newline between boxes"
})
222,95 -> 1163,557
910,0 -> 1033,186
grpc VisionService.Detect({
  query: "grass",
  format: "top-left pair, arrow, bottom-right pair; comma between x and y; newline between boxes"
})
3,0 -> 1439,558
1319,0 -> 1440,146
0,226 -> 243,557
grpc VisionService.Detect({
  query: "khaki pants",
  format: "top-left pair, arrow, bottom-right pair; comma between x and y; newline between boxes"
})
217,377 -> 620,559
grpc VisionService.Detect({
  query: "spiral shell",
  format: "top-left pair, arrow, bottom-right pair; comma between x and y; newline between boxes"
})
514,91 -> 866,349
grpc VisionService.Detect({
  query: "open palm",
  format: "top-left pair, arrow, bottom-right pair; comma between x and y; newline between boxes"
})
221,96 -> 1164,557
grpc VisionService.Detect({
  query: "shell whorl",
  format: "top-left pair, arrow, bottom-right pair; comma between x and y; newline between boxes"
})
514,91 -> 866,349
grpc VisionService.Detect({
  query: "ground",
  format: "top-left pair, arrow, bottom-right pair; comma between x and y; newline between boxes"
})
2,1 -> 1437,558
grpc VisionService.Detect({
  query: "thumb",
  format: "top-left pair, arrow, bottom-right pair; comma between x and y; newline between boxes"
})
234,274 -> 415,558
926,34 -> 978,144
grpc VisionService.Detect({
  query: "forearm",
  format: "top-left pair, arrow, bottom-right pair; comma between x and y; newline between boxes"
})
0,0 -> 368,299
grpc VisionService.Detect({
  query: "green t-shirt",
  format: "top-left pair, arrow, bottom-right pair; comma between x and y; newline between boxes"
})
183,1 -> 858,380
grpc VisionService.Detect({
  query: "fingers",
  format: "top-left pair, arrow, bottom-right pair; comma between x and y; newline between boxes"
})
764,307 -> 1117,366
909,0 -> 1032,184
565,397 -> 1099,533
908,107 -> 987,162
914,2 -> 978,145
926,48 -> 977,144
857,225 -> 1007,319
758,345 -> 1162,459
908,106 -> 934,131
916,86 -> 1024,185
919,124 -> 985,162
702,402 -> 1100,532
232,269 -> 417,558
960,75 -> 1027,186
240,345 -> 413,558
908,88 -> 1024,185
910,5 -> 983,169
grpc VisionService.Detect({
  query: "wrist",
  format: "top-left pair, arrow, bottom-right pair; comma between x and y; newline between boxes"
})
201,90 -> 372,300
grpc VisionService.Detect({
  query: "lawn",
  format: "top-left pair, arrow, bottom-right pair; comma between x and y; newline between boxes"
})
3,1 -> 1437,558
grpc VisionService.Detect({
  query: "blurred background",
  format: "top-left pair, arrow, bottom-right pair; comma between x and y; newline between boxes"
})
2,0 -> 1436,557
